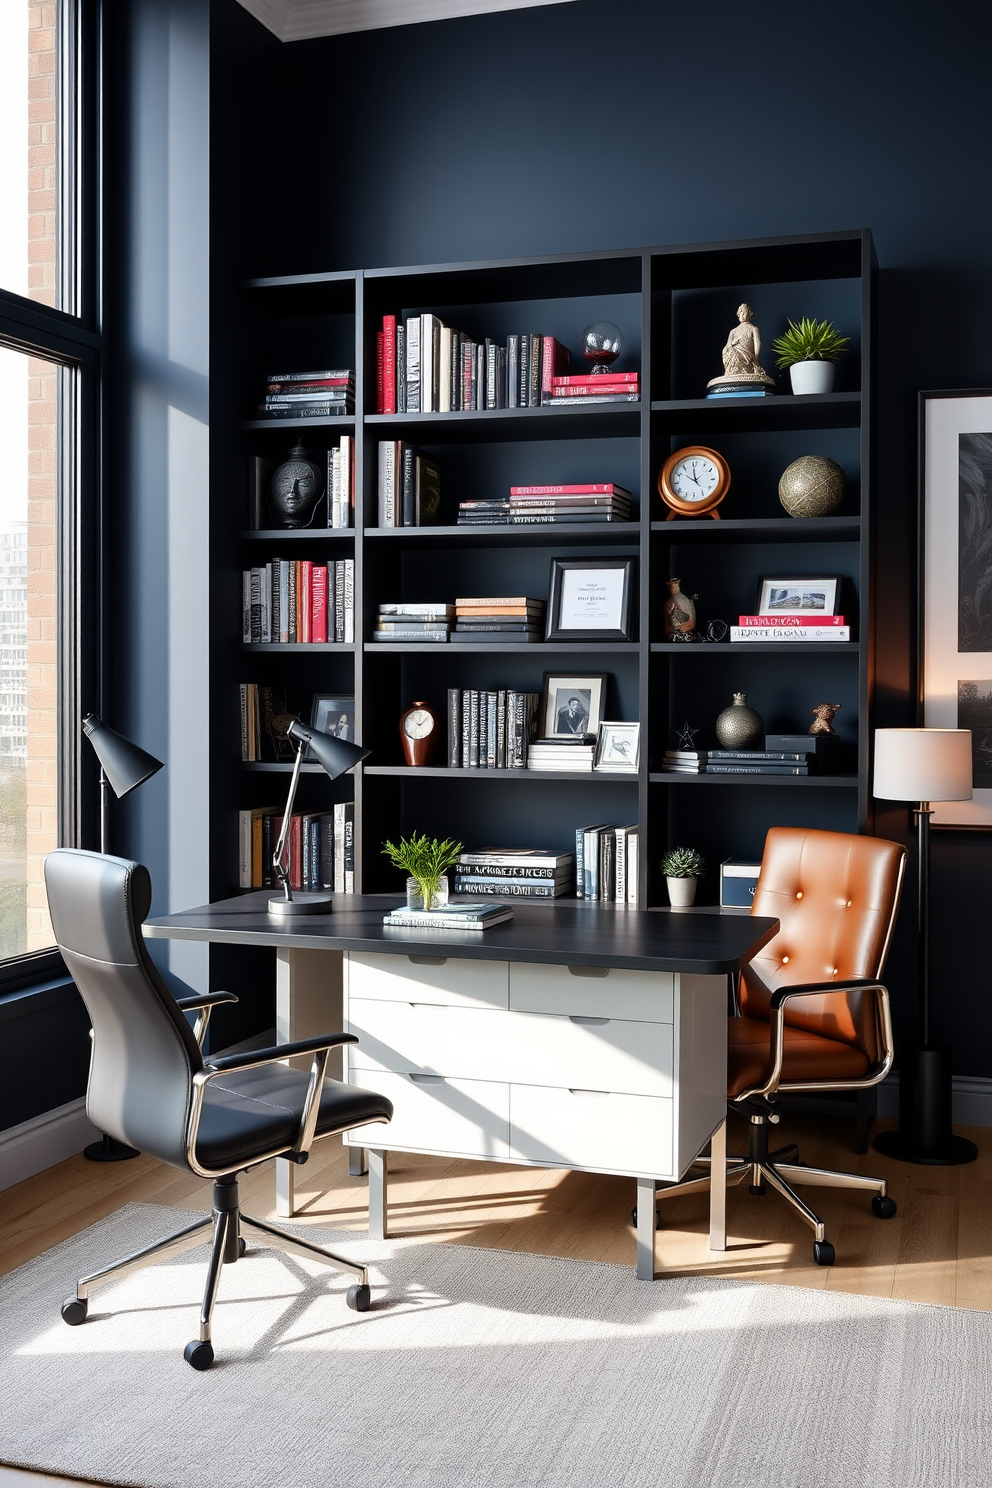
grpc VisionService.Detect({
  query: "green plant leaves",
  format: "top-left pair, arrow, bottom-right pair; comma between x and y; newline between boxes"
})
771,316 -> 850,369
661,846 -> 705,878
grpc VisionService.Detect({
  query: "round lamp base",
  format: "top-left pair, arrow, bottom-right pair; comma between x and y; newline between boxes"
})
267,893 -> 335,916
873,1129 -> 977,1166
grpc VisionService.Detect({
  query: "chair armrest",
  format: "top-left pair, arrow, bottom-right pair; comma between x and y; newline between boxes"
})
203,1032 -> 357,1074
768,977 -> 876,1011
175,990 -> 239,1049
745,978 -> 894,1101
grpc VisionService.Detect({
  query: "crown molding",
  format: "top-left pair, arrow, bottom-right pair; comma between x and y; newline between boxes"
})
235,0 -> 578,43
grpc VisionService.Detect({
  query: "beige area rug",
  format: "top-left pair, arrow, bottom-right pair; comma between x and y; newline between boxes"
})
1,1202 -> 990,1488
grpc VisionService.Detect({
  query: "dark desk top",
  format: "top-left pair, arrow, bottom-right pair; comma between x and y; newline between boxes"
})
144,893 -> 778,975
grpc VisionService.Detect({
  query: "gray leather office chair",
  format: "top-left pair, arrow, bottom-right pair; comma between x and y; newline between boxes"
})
45,848 -> 392,1370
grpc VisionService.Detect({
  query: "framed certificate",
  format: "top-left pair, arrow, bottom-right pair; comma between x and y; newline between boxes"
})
546,558 -> 636,641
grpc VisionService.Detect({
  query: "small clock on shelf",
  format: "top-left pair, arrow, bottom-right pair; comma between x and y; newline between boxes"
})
657,446 -> 731,521
399,700 -> 440,766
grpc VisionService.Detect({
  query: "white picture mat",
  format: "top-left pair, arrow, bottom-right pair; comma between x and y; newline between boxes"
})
923,394 -> 992,826
557,567 -> 625,629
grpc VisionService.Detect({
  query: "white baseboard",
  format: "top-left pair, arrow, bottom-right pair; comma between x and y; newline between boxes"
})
0,1098 -> 100,1193
876,1074 -> 992,1128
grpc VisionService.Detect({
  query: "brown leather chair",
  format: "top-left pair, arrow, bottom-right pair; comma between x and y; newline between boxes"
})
658,826 -> 907,1266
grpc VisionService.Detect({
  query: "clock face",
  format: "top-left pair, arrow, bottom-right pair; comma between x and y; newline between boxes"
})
403,708 -> 435,739
658,445 -> 731,516
670,455 -> 720,503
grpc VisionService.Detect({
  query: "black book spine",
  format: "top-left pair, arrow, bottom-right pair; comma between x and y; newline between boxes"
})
469,689 -> 480,768
396,323 -> 406,414
448,688 -> 461,767
528,334 -> 542,407
507,335 -> 519,409
320,813 -> 335,889
401,443 -> 416,526
496,688 -> 506,768
461,688 -> 471,769
518,335 -> 530,409
261,814 -> 274,887
343,806 -> 355,893
485,340 -> 497,410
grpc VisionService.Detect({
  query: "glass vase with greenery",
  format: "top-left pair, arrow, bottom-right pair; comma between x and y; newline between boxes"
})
771,317 -> 849,368
382,832 -> 464,910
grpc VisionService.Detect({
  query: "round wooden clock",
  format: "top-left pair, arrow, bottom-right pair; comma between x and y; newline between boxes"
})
399,701 -> 440,766
657,446 -> 731,521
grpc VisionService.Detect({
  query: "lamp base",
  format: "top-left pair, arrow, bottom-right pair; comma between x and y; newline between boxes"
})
267,892 -> 335,916
84,1134 -> 140,1162
873,1044 -> 978,1166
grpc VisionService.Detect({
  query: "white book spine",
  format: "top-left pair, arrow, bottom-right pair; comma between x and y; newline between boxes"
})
615,827 -> 627,906
731,626 -> 850,642
421,314 -> 435,413
438,326 -> 452,414
626,831 -> 638,907
238,810 -> 252,889
242,572 -> 251,643
343,559 -> 355,643
333,803 -> 345,894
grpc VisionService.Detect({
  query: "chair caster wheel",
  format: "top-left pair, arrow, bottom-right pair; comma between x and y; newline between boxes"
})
871,1195 -> 897,1220
813,1240 -> 835,1267
184,1340 -> 215,1370
61,1297 -> 87,1326
630,1208 -> 661,1228
346,1283 -> 371,1312
238,1236 -> 247,1257
749,1184 -> 766,1196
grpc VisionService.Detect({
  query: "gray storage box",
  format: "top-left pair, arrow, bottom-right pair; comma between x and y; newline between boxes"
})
720,858 -> 761,908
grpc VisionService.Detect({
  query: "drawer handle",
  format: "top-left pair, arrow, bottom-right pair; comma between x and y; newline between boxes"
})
408,1073 -> 446,1084
568,1088 -> 609,1097
569,1015 -> 610,1026
409,1001 -> 446,1008
568,965 -> 610,979
408,955 -> 447,966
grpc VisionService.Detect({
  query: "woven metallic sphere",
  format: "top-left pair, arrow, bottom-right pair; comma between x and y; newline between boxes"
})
778,455 -> 847,518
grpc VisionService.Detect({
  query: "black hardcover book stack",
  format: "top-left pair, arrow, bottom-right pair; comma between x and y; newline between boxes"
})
374,603 -> 453,643
259,369 -> 355,420
458,482 -> 633,526
453,848 -> 574,899
451,595 -> 546,643
662,734 -> 840,776
446,688 -> 540,768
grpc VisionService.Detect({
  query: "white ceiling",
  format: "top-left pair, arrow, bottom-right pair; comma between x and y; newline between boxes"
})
235,0 -> 580,43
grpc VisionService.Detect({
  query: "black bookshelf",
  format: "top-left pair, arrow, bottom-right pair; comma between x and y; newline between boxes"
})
219,231 -> 875,910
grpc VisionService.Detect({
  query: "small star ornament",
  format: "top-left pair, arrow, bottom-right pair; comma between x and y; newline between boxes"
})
676,720 -> 699,750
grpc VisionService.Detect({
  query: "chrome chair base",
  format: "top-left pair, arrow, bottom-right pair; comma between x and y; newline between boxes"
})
61,1174 -> 372,1368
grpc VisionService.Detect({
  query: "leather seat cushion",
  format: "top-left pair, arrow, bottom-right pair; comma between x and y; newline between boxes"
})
728,1015 -> 870,1100
195,1064 -> 392,1170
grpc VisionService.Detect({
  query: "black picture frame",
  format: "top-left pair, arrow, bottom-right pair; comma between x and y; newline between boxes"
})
309,695 -> 356,755
546,557 -> 636,641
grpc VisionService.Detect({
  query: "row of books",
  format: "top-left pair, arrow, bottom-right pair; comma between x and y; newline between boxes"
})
452,848 -> 573,899
376,314 -> 572,413
446,688 -> 540,768
257,369 -> 355,420
238,802 -> 355,891
576,823 -> 639,905
249,440 -> 354,530
732,613 -> 851,644
376,442 -> 441,526
374,602 -> 452,643
548,372 -> 640,404
241,560 -> 355,644
458,483 -> 633,527
452,595 -> 545,643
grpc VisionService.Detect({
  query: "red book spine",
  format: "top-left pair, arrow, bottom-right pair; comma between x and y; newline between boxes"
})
312,564 -> 327,643
552,381 -> 640,397
267,378 -> 353,392
382,314 -> 397,414
295,561 -> 303,641
289,814 -> 302,891
510,483 -> 622,496
541,337 -> 571,395
740,614 -> 846,627
552,372 -> 639,386
376,331 -> 384,414
300,561 -> 313,643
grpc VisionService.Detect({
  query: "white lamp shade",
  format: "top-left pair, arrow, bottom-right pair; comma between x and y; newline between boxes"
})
873,728 -> 973,803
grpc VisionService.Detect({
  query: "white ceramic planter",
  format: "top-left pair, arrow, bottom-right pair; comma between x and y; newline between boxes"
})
789,360 -> 835,396
666,875 -> 697,908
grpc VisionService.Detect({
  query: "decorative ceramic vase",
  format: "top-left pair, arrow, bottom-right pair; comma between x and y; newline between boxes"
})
789,361 -> 835,396
580,320 -> 624,373
663,577 -> 696,636
715,692 -> 764,749
269,444 -> 324,528
666,876 -> 697,908
778,455 -> 848,518
406,875 -> 449,911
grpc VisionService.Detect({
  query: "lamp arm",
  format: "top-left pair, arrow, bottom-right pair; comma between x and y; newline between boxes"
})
271,743 -> 305,901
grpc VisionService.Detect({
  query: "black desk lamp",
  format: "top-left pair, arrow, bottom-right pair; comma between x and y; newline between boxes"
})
80,713 -> 165,1160
268,718 -> 368,915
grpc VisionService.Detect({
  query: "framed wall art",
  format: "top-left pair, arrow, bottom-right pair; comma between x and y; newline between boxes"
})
539,673 -> 608,740
546,558 -> 636,641
756,575 -> 841,616
921,389 -> 992,827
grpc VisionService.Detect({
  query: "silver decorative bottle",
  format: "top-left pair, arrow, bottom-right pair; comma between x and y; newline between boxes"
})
714,692 -> 764,750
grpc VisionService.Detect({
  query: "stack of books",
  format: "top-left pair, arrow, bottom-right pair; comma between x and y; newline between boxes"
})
238,802 -> 354,891
376,442 -> 441,526
259,369 -> 355,420
527,738 -> 595,772
705,750 -> 814,777
383,902 -> 513,931
242,559 -> 354,644
453,848 -> 574,899
457,483 -> 633,526
662,736 -> 838,776
376,313 -> 571,413
373,603 -> 453,642
731,614 -> 851,643
452,595 -> 545,642
446,688 -> 540,768
249,437 -> 353,529
543,372 -> 639,406
661,749 -> 707,774
576,823 -> 639,904
705,381 -> 773,400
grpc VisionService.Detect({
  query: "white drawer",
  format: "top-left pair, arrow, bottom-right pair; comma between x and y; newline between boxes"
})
347,951 -> 508,1009
509,961 -> 674,1023
345,1071 -> 509,1158
509,1085 -> 673,1176
349,998 -> 673,1097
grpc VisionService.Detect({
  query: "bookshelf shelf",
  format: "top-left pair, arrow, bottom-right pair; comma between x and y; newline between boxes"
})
365,765 -> 639,783
239,529 -> 356,542
649,517 -> 861,541
364,524 -> 639,548
650,642 -> 860,655
648,774 -> 858,788
365,403 -> 640,444
364,642 -> 640,655
650,392 -> 861,432
240,417 -> 355,433
240,642 -> 356,653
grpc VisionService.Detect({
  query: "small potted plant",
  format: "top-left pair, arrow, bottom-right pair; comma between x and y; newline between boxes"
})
382,831 -> 464,911
660,846 -> 704,908
771,316 -> 850,396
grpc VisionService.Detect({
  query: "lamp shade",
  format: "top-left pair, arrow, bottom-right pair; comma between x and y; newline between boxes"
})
287,718 -> 369,779
873,728 -> 973,803
82,714 -> 165,798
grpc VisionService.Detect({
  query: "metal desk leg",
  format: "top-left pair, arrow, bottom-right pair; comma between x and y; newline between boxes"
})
635,1176 -> 657,1280
709,1118 -> 727,1252
348,1145 -> 368,1177
368,1149 -> 388,1239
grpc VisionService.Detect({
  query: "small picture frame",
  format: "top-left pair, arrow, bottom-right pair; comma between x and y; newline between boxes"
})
540,673 -> 608,740
546,557 -> 636,641
594,721 -> 640,772
310,695 -> 356,749
757,575 -> 841,616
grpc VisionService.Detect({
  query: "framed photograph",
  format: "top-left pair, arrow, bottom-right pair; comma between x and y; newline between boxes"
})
757,576 -> 841,616
540,673 -> 608,740
546,558 -> 636,641
594,721 -> 640,772
921,389 -> 992,827
310,695 -> 356,747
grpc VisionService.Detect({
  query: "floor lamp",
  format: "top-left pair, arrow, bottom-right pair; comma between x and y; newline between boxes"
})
80,712 -> 165,1161
872,727 -> 977,1165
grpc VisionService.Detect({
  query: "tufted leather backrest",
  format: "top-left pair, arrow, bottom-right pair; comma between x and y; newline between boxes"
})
741,827 -> 906,1056
45,849 -> 202,1168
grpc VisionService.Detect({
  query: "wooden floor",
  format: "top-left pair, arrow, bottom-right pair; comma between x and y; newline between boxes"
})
2,1111 -> 990,1485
